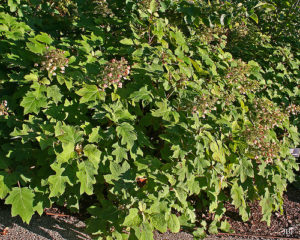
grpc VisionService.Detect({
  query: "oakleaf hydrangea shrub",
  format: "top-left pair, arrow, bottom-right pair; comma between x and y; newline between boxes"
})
0,1 -> 299,239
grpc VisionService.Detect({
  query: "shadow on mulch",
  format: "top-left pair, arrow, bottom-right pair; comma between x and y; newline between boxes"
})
0,201 -> 90,240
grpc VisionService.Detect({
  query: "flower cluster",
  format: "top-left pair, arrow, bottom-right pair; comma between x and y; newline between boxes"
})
138,0 -> 160,11
243,98 -> 288,163
44,0 -> 77,16
191,94 -> 218,118
93,0 -> 114,17
286,103 -> 300,116
199,26 -> 226,45
37,49 -> 69,76
252,98 -> 287,130
100,58 -> 130,90
0,100 -> 8,116
225,60 -> 260,95
244,126 -> 281,164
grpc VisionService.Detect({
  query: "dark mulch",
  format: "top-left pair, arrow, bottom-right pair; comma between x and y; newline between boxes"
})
217,184 -> 300,239
155,184 -> 300,240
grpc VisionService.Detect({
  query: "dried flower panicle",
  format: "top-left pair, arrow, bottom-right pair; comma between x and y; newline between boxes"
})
225,59 -> 259,95
100,57 -> 131,90
93,0 -> 114,17
243,98 -> 288,164
0,100 -> 9,116
191,94 -> 218,118
75,143 -> 83,156
38,49 -> 69,76
252,98 -> 287,130
138,0 -> 160,11
43,0 -> 77,16
286,103 -> 300,116
244,125 -> 281,164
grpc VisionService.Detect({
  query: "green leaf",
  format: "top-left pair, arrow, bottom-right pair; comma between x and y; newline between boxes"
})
0,174 -> 9,199
35,32 -> 53,44
5,187 -> 35,224
76,85 -> 105,103
48,163 -> 72,197
210,141 -> 226,164
134,222 -> 153,240
8,0 -> 18,12
250,13 -> 258,24
123,208 -> 142,227
120,38 -> 134,45
239,158 -> 254,183
84,144 -> 101,169
56,142 -> 76,163
260,189 -> 273,226
167,214 -> 180,233
208,221 -> 218,235
77,160 -> 97,195
231,182 -> 245,209
55,124 -> 83,146
88,127 -> 103,143
129,86 -> 152,105
47,85 -> 63,104
151,100 -> 172,121
112,143 -> 128,163
26,42 -> 45,54
193,227 -> 206,239
149,0 -> 157,13
151,213 -> 167,233
220,220 -> 231,232
109,161 -> 130,179
116,122 -> 137,150
24,73 -> 38,82
20,92 -> 47,114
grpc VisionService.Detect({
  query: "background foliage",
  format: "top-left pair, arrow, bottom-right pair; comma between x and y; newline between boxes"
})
0,0 -> 299,239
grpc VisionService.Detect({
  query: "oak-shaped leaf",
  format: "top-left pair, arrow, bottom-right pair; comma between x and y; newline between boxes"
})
167,214 -> 180,233
47,85 -> 63,104
48,163 -> 73,197
151,213 -> 167,233
20,91 -> 47,114
83,144 -> 101,169
122,208 -> 142,227
77,160 -> 97,195
5,187 -> 35,224
112,143 -> 128,163
151,100 -> 172,121
76,84 -> 105,103
116,122 -> 137,150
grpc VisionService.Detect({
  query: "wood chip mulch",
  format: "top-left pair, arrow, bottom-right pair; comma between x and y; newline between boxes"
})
220,185 -> 300,239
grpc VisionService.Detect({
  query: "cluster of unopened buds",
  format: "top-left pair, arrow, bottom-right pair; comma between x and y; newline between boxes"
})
286,103 -> 300,116
35,48 -> 69,76
0,100 -> 8,116
101,58 -> 130,90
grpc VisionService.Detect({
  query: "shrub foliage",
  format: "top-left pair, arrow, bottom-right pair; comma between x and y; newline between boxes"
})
0,0 -> 299,239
